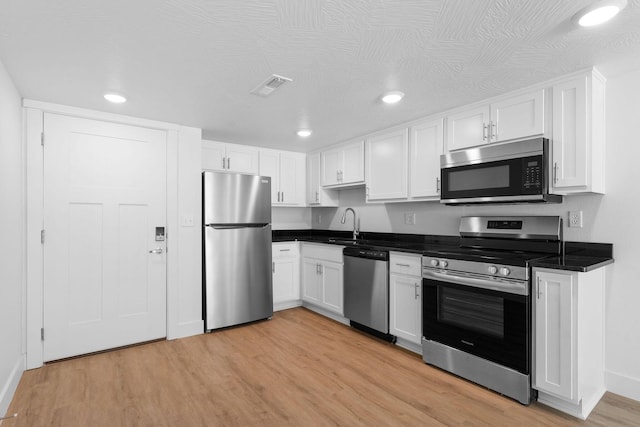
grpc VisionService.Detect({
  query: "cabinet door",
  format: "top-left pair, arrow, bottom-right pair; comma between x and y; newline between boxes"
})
302,258 -> 321,304
321,148 -> 341,186
202,140 -> 226,171
534,270 -> 575,400
273,258 -> 300,305
490,90 -> 544,142
389,274 -> 422,344
307,153 -> 321,204
446,105 -> 490,151
259,149 -> 280,204
409,118 -> 444,199
226,144 -> 259,174
366,129 -> 408,201
279,152 -> 306,205
341,140 -> 365,184
552,76 -> 588,189
321,261 -> 343,315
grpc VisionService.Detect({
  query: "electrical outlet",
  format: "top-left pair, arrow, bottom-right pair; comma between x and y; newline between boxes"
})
404,212 -> 416,225
568,211 -> 583,228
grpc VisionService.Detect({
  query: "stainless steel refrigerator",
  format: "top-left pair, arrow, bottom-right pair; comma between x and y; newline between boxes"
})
203,171 -> 273,331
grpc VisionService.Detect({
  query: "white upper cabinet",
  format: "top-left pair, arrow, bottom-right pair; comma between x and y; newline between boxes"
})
409,117 -> 444,200
551,70 -> 605,194
259,149 -> 306,206
365,129 -> 409,201
306,152 -> 338,206
202,140 -> 259,174
446,105 -> 491,151
491,90 -> 545,142
321,140 -> 365,187
446,89 -> 544,151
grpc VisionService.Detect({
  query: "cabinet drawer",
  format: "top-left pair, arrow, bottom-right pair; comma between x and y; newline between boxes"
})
389,252 -> 421,276
272,242 -> 299,259
302,243 -> 344,263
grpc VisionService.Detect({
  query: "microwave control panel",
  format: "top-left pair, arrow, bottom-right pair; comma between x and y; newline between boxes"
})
523,158 -> 542,189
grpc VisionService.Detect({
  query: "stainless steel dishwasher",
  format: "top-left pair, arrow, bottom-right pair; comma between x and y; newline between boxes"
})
343,246 -> 394,342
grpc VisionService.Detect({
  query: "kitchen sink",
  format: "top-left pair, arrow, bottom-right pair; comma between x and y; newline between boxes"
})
327,238 -> 366,246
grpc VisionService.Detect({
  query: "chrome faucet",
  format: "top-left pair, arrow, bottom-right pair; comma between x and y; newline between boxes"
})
341,207 -> 359,240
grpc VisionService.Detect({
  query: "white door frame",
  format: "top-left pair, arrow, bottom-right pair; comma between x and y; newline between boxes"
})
24,100 -> 183,369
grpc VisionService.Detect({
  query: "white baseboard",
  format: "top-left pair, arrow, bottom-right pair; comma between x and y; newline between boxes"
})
168,320 -> 204,340
606,370 -> 640,402
301,303 -> 349,326
0,355 -> 24,420
274,300 -> 302,312
395,337 -> 422,355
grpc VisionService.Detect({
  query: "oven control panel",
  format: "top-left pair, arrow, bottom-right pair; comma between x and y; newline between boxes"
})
422,256 -> 528,282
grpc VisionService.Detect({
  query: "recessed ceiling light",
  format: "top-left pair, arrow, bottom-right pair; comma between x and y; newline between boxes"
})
381,91 -> 404,104
104,93 -> 127,104
297,129 -> 312,137
573,0 -> 627,27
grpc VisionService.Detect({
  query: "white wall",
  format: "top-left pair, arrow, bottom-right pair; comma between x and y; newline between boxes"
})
313,59 -> 640,401
272,207 -> 312,230
0,60 -> 24,416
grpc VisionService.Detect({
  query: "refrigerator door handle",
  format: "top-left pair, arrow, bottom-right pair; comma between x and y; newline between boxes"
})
206,224 -> 270,230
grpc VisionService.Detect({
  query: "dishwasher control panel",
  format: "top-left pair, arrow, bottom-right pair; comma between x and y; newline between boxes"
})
343,247 -> 388,260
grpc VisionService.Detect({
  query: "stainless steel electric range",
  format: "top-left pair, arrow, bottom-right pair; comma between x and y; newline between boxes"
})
421,216 -> 562,405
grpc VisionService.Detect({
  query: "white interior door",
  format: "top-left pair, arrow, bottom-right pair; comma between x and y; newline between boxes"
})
43,113 -> 167,361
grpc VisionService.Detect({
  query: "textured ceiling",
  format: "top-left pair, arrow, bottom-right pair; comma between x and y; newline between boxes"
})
1,0 -> 640,152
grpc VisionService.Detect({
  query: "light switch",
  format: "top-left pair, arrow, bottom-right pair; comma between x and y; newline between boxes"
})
182,214 -> 195,227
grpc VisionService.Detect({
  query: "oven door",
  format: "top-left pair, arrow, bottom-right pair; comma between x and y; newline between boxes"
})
422,274 -> 530,374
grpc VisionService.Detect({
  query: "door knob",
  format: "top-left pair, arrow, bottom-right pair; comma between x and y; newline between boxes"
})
148,248 -> 163,254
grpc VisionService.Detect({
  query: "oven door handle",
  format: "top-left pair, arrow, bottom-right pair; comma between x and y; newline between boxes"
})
422,269 -> 528,296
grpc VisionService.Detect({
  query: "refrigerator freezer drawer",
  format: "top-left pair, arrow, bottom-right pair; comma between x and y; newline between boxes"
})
203,172 -> 271,225
204,225 -> 273,330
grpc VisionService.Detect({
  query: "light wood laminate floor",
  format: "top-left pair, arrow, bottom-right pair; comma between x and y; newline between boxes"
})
6,307 -> 640,426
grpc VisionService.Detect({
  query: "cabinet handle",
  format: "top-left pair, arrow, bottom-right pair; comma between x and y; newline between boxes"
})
272,262 -> 275,273
315,191 -> 319,203
482,123 -> 488,141
336,171 -> 340,182
414,283 -> 420,299
395,263 -> 410,267
281,191 -> 284,202
553,162 -> 558,184
222,157 -> 226,169
436,177 -> 441,193
339,170 -> 343,182
490,121 -> 496,140
279,249 -> 290,252
227,157 -> 231,170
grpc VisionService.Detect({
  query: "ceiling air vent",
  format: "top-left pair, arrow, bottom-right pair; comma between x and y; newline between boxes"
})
250,74 -> 292,97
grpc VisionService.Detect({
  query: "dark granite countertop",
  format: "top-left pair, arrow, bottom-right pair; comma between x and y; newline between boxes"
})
529,241 -> 614,272
272,229 -> 460,254
529,255 -> 614,272
273,230 -> 614,271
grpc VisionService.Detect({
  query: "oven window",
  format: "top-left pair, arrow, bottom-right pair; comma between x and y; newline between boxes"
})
448,164 -> 510,191
438,287 -> 504,338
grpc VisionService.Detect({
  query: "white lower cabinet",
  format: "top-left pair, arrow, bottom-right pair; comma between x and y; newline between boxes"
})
272,242 -> 301,311
389,252 -> 422,353
301,243 -> 344,317
533,267 -> 605,420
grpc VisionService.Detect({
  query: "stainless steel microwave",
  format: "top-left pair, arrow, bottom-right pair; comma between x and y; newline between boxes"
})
440,137 -> 562,205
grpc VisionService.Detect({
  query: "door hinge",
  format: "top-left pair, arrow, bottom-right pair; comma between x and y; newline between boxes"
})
41,328 -> 44,341
41,132 -> 44,146
41,229 -> 45,244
